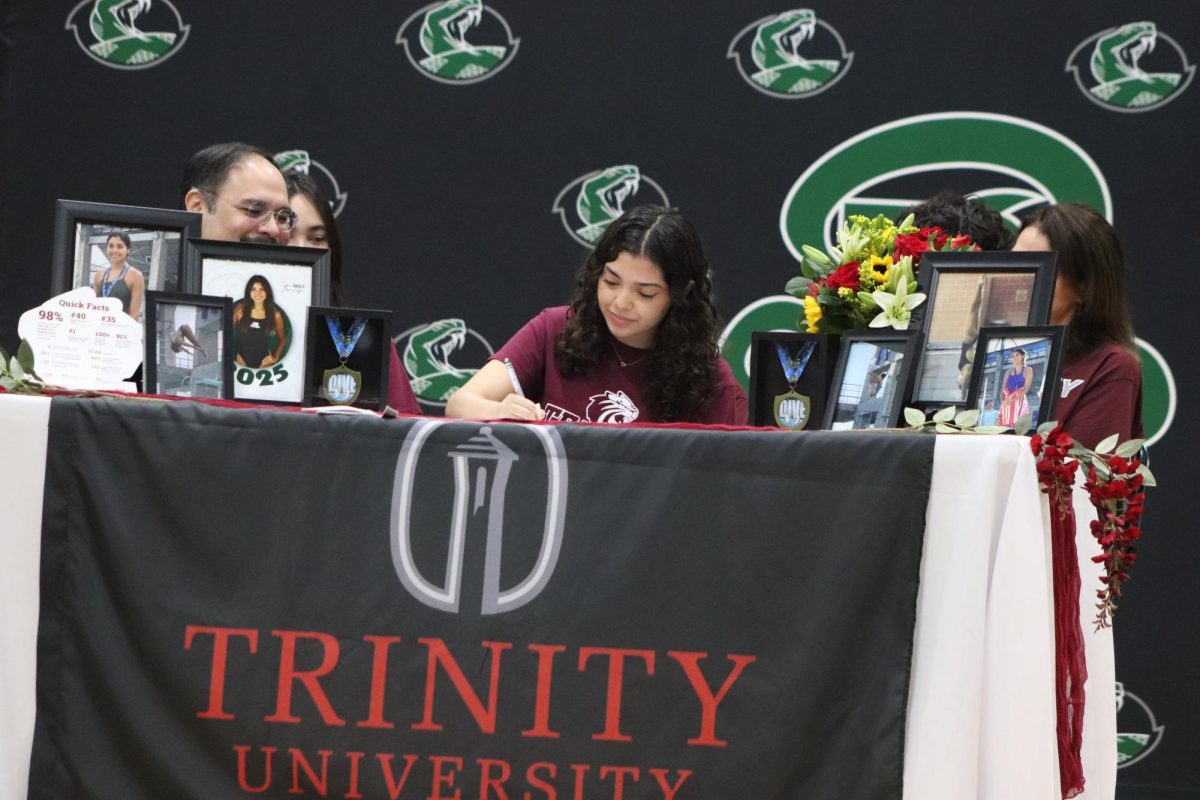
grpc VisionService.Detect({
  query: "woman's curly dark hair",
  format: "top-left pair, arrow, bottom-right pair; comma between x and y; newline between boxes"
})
555,205 -> 723,421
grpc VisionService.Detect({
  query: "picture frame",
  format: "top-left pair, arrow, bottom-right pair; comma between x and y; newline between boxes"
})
966,325 -> 1066,432
823,330 -> 921,431
302,307 -> 393,411
186,238 -> 331,405
909,250 -> 1057,408
747,332 -> 839,430
143,292 -> 233,400
50,200 -> 203,323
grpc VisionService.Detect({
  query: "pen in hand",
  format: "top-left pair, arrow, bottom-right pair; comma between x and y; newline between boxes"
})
503,358 -> 525,397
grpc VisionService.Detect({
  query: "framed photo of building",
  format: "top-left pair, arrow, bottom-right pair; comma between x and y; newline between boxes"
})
747,332 -> 839,430
966,326 -> 1065,431
909,251 -> 1057,408
187,239 -> 330,405
302,307 -> 392,411
143,292 -> 233,399
823,330 -> 921,431
51,200 -> 202,323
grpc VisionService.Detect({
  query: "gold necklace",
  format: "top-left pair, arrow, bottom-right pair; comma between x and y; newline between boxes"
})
609,338 -> 651,367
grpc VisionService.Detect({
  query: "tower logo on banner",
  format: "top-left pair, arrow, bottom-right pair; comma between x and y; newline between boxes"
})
1066,22 -> 1195,112
65,0 -> 189,69
726,9 -> 853,98
273,150 -> 349,217
397,319 -> 494,408
391,420 -> 568,614
1116,682 -> 1165,768
396,0 -> 519,84
552,165 -> 670,247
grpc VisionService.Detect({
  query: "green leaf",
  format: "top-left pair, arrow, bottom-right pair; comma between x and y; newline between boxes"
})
8,356 -> 24,380
974,425 -> 1009,435
16,340 -> 35,373
903,407 -> 926,427
0,346 -> 8,369
856,291 -> 878,309
1114,439 -> 1145,459
801,244 -> 833,267
800,259 -> 820,280
1014,413 -> 1032,436
784,276 -> 812,297
1136,465 -> 1157,487
1090,455 -> 1112,477
932,406 -> 957,423
0,375 -> 15,390
955,409 -> 980,428
1037,420 -> 1058,435
1094,433 -> 1119,455
934,422 -> 956,434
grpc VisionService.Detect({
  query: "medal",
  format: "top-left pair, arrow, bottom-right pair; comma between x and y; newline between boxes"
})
321,316 -> 367,405
773,340 -> 816,430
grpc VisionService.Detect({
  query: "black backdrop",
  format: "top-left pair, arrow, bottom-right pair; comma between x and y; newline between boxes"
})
1,2 -> 1195,795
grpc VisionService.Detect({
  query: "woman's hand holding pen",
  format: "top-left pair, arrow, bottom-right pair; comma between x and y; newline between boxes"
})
496,394 -> 544,421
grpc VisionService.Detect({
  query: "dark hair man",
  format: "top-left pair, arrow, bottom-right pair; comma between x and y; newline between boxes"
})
898,190 -> 1013,250
180,142 -> 295,244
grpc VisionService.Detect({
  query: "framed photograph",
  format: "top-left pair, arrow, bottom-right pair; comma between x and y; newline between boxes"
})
966,326 -> 1065,431
187,239 -> 330,405
747,332 -> 839,430
909,250 -> 1057,407
143,292 -> 233,399
303,307 -> 392,411
823,330 -> 921,431
51,200 -> 203,323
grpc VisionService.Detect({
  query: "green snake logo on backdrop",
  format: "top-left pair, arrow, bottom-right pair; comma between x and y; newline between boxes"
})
396,0 -> 519,85
552,165 -> 670,247
721,112 -> 1175,443
399,319 -> 494,407
727,9 -> 853,98
65,0 -> 188,69
274,150 -> 349,218
1116,682 -> 1165,768
1067,22 -> 1194,112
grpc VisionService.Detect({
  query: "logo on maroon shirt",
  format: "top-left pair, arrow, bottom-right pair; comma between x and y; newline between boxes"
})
586,391 -> 640,423
391,420 -> 568,614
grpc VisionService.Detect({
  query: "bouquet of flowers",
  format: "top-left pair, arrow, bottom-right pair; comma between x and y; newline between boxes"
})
784,213 -> 978,334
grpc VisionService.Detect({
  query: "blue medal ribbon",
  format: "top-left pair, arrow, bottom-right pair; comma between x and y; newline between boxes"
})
776,340 -> 816,388
325,316 -> 367,362
100,264 -> 130,297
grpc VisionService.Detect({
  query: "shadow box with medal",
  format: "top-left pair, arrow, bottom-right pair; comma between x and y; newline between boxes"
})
302,307 -> 392,411
747,332 -> 839,430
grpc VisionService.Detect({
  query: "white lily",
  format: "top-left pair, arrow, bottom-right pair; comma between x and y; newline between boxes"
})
870,280 -> 926,329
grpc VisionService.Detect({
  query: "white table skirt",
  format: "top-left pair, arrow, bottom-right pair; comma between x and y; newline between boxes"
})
0,395 -> 1114,799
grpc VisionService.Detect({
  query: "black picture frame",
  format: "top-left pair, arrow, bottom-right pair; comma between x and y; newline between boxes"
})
51,200 -> 203,320
909,250 -> 1057,408
143,291 -> 234,400
302,307 -> 392,411
186,238 -> 331,405
966,325 -> 1066,432
747,332 -> 839,430
823,330 -> 921,431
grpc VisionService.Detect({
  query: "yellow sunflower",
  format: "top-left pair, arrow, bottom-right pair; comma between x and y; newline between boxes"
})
866,254 -> 893,284
803,296 -> 822,333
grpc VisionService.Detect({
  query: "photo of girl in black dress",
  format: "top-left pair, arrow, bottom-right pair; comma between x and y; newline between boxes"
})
231,274 -> 288,368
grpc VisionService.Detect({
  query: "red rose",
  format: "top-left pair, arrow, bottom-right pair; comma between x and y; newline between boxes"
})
826,261 -> 861,290
950,234 -> 974,249
893,233 -> 929,260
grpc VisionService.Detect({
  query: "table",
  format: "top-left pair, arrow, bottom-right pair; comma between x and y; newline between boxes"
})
0,394 -> 1115,798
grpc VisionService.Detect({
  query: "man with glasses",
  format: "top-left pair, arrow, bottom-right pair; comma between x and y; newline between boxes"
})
181,142 -> 296,244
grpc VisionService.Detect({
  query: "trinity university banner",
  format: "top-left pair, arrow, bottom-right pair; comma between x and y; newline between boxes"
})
31,399 -> 933,799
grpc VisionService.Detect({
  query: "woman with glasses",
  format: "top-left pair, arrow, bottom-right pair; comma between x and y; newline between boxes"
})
445,205 -> 747,425
232,275 -> 287,369
90,232 -> 145,321
284,171 -> 421,414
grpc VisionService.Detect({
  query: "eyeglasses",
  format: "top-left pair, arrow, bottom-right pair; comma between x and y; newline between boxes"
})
206,191 -> 298,233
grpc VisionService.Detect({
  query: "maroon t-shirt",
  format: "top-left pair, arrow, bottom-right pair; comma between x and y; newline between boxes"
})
1054,342 -> 1143,449
494,306 -> 747,425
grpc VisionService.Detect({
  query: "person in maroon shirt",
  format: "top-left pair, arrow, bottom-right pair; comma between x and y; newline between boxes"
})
446,205 -> 747,425
1012,203 -> 1143,448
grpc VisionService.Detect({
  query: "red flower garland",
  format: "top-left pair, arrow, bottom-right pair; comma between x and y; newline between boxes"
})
1030,426 -> 1149,798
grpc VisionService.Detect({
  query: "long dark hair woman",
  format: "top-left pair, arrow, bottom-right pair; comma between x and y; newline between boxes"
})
446,205 -> 747,424
232,274 -> 286,369
91,231 -> 145,321
1012,203 -> 1142,448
